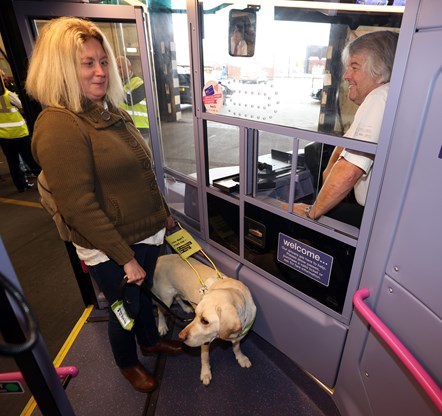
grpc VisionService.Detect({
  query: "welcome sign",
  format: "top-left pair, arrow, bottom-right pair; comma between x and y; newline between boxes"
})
277,233 -> 333,287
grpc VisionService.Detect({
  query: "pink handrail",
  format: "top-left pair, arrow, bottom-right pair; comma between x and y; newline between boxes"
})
353,288 -> 442,414
0,366 -> 79,384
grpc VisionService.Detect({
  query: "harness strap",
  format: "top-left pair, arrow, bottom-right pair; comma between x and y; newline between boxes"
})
182,257 -> 209,292
165,222 -> 223,292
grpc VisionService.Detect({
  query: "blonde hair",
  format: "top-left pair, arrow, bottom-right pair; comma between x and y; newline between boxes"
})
26,17 -> 124,112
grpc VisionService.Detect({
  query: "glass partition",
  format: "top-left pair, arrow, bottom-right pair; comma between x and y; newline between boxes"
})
250,135 -> 375,230
148,0 -> 200,228
152,0 -> 197,176
207,120 -> 240,194
200,1 -> 402,135
253,133 -> 315,205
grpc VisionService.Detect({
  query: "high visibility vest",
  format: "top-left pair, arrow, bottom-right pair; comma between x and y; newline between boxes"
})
120,76 -> 149,129
0,90 -> 29,139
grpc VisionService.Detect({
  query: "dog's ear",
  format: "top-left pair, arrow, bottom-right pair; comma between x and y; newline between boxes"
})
216,305 -> 242,339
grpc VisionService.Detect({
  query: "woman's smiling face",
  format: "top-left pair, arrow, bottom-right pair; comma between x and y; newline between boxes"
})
78,37 -> 109,104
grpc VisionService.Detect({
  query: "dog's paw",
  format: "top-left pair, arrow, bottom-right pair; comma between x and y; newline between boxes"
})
200,369 -> 212,386
237,354 -> 252,368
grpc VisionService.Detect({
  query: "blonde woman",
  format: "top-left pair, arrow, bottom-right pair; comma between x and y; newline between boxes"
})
26,17 -> 182,393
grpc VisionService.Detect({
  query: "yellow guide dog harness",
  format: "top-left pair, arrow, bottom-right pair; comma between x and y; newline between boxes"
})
165,223 -> 223,293
166,224 -> 254,338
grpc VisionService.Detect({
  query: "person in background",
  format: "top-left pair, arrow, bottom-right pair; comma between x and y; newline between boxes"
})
230,25 -> 248,56
293,31 -> 398,227
1,70 -> 17,92
26,17 -> 182,393
116,55 -> 149,139
0,69 -> 41,192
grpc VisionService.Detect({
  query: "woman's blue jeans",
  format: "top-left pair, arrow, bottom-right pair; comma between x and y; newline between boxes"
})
88,243 -> 162,369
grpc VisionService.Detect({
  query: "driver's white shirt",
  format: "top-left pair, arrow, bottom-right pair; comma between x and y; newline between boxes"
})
341,83 -> 389,206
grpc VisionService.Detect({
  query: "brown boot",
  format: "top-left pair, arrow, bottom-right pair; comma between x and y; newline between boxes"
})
119,362 -> 158,393
140,339 -> 183,355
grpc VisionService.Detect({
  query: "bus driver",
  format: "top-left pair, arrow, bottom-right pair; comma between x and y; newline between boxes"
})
293,31 -> 399,228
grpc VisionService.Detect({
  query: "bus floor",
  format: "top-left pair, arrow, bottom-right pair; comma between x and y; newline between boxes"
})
31,306 -> 341,416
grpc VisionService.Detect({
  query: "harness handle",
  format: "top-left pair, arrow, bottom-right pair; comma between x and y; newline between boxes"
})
165,222 -> 223,292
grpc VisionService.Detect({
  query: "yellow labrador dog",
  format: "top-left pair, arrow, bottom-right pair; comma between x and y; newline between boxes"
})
152,253 -> 256,385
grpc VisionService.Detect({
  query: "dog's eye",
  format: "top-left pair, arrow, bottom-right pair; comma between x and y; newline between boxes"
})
200,317 -> 209,325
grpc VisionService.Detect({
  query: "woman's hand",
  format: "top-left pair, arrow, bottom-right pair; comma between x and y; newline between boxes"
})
123,258 -> 146,286
165,215 -> 175,229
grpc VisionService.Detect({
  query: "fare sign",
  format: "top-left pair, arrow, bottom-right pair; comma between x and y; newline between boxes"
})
277,233 -> 333,286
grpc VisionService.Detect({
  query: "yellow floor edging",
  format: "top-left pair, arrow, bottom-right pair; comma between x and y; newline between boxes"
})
0,197 -> 42,209
52,305 -> 94,367
306,370 -> 335,396
21,305 -> 95,416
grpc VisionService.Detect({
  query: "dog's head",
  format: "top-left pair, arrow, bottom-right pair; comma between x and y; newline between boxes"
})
178,286 -> 253,346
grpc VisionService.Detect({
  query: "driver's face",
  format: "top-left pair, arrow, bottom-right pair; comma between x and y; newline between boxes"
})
343,53 -> 382,105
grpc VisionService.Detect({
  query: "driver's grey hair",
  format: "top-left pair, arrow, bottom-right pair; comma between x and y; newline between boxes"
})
342,30 -> 399,84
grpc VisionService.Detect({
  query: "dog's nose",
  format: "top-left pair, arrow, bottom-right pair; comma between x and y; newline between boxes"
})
178,330 -> 187,341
